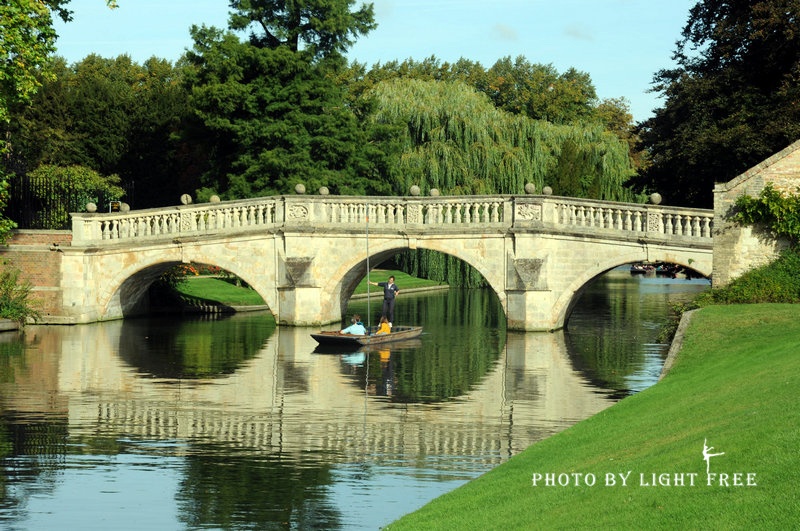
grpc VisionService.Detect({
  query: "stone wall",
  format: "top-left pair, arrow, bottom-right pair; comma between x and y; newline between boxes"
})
1,230 -> 72,318
712,140 -> 800,287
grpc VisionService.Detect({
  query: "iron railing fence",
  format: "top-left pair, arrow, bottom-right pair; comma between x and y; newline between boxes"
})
7,174 -> 134,230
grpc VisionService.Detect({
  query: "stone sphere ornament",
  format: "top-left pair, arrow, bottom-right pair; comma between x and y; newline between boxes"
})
319,186 -> 329,195
120,202 -> 130,212
542,186 -> 553,196
430,188 -> 440,197
210,195 -> 221,203
650,193 -> 662,205
410,185 -> 421,196
86,202 -> 97,213
295,183 -> 306,194
524,182 -> 536,194
180,194 -> 193,205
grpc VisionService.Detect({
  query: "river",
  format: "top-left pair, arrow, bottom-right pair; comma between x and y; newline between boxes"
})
0,268 -> 709,530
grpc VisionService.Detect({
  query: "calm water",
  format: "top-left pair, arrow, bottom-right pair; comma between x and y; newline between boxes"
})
0,269 -> 708,530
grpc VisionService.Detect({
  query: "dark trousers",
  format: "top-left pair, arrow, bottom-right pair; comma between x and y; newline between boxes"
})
382,298 -> 395,323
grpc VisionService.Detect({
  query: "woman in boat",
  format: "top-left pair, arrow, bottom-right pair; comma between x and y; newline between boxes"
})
340,314 -> 366,335
375,316 -> 391,335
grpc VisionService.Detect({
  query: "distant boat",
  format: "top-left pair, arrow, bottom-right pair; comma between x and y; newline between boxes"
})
629,262 -> 654,274
310,326 -> 423,348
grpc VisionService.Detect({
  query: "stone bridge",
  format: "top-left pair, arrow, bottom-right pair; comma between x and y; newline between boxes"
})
30,193 -> 712,331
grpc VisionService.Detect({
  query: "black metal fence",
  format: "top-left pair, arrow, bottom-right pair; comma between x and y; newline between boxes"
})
7,174 -> 134,230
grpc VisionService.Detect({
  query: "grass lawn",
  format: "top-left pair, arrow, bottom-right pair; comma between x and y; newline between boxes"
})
386,304 -> 800,529
176,276 -> 267,306
175,270 -> 443,306
352,269 -> 445,295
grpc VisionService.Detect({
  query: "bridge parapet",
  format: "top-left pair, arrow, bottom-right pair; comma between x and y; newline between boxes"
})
517,197 -> 714,245
70,194 -> 712,247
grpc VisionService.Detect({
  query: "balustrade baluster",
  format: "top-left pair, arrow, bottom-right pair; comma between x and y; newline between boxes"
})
633,211 -> 642,231
674,215 -> 684,235
702,217 -> 711,238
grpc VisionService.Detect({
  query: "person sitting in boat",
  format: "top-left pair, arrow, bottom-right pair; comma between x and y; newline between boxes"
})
340,314 -> 366,335
374,316 -> 391,335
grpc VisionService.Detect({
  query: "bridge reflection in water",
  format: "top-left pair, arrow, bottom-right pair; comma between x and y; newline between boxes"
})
14,317 -> 614,468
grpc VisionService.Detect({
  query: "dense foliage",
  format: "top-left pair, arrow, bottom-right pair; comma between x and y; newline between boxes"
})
733,184 -> 800,245
24,164 -> 125,228
635,0 -> 800,208
696,247 -> 800,304
9,55 -> 195,208
0,264 -> 40,324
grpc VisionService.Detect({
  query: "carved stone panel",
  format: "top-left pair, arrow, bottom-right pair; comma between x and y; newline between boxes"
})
515,203 -> 542,221
647,212 -> 661,233
287,205 -> 309,220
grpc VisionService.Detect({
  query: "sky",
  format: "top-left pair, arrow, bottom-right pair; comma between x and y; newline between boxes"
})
53,0 -> 698,122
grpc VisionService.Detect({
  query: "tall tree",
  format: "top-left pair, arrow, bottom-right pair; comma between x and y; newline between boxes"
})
0,1 -> 118,238
184,1 -> 381,199
228,0 -> 376,60
1,0 -> 72,240
369,78 -> 636,200
635,0 -> 800,208
10,54 -> 194,209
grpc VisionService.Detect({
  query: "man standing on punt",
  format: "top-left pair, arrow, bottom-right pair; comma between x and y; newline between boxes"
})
370,275 -> 400,326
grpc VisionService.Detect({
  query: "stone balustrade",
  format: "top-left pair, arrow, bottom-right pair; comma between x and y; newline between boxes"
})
531,197 -> 714,241
70,194 -> 713,245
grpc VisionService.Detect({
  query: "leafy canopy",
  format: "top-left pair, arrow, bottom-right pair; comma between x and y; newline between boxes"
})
635,0 -> 800,208
228,0 -> 376,60
733,184 -> 800,245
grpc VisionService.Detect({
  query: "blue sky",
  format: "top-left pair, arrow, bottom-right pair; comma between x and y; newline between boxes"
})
54,0 -> 697,122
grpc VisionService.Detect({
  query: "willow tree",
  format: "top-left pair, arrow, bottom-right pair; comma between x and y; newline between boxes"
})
366,78 -> 638,285
368,77 -> 636,200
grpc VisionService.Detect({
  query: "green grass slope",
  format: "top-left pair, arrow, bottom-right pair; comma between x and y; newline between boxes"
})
387,304 -> 800,530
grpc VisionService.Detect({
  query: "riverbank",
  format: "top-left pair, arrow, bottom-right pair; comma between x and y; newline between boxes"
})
0,319 -> 19,333
386,303 -> 800,529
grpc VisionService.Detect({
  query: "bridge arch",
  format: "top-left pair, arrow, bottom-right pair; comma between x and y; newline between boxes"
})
553,249 -> 712,329
99,252 -> 277,321
329,239 -> 508,321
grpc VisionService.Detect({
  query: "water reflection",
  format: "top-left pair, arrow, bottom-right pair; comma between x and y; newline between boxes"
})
0,275 -> 706,530
565,268 -> 711,395
119,313 -> 277,378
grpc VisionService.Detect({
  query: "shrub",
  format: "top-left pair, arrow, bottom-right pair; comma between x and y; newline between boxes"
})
0,265 -> 40,325
696,247 -> 800,306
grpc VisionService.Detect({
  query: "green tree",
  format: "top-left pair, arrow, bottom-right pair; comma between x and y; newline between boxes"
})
184,0 -> 383,199
635,0 -> 800,208
369,77 -> 636,199
10,55 -> 196,209
228,0 -> 376,60
25,164 -> 124,228
483,56 -> 598,123
1,1 -> 118,240
1,0 -> 71,241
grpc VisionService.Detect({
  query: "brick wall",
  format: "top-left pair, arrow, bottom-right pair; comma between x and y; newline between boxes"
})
1,230 -> 72,317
